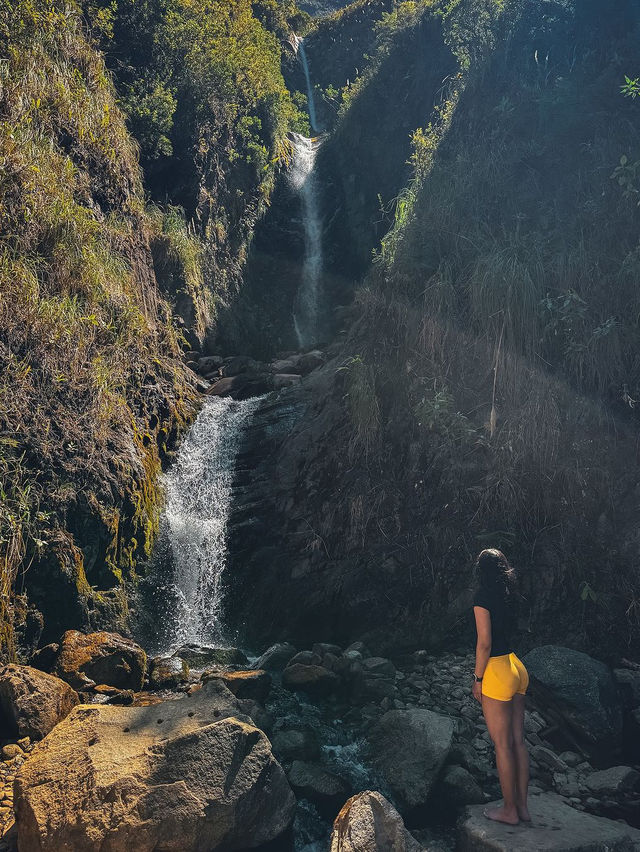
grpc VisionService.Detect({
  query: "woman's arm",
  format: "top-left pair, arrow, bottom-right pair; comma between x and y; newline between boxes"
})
472,605 -> 492,703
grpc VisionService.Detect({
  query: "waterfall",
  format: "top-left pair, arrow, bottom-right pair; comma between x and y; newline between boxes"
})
290,133 -> 323,348
297,37 -> 318,133
291,35 -> 324,348
142,394 -> 264,653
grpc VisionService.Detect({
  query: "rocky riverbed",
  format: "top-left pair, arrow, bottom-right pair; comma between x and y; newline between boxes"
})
0,630 -> 639,851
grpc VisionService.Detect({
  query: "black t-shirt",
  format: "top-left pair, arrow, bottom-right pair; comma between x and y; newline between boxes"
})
473,584 -> 513,657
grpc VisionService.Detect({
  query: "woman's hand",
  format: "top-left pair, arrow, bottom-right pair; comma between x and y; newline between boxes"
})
472,681 -> 483,704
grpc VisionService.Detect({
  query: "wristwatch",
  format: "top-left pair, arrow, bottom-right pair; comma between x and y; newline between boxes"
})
473,674 -> 483,682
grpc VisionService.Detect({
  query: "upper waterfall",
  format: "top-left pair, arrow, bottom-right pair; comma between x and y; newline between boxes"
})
295,35 -> 319,133
290,34 -> 324,348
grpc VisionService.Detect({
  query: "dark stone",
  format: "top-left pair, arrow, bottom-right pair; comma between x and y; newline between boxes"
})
252,643 -> 298,671
29,643 -> 59,674
282,664 -> 339,697
287,760 -> 350,817
270,727 -> 321,764
523,646 -> 623,760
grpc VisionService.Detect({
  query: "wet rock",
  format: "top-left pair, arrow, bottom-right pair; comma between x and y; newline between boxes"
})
523,646 -> 623,758
458,791 -> 640,851
252,642 -> 298,671
438,765 -> 485,806
367,708 -> 454,811
585,766 -> 640,796
298,350 -> 325,375
202,669 -> 271,703
330,790 -> 424,852
148,656 -> 188,690
14,680 -> 296,851
29,643 -> 59,673
270,358 -> 300,373
270,727 -> 321,764
171,644 -> 248,669
0,664 -> 79,740
273,373 -> 302,389
221,355 -> 260,377
206,375 -> 248,397
282,663 -> 339,697
287,760 -> 350,816
53,630 -> 147,692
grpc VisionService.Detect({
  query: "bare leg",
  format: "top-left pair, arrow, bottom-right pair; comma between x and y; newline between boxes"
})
512,693 -> 530,821
482,695 -> 519,824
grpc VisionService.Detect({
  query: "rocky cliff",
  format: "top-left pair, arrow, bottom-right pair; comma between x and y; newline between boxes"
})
224,0 -> 640,660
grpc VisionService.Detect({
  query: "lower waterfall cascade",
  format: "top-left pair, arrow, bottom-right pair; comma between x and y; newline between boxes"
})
140,394 -> 265,654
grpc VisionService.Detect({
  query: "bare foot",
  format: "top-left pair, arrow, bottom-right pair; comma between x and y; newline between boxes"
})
483,806 -> 520,825
517,805 -> 531,822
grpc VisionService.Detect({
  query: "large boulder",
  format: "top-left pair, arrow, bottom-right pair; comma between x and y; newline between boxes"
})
457,791 -> 640,851
0,665 -> 79,740
367,709 -> 454,812
523,646 -> 623,757
14,679 -> 296,851
330,791 -> 424,852
53,630 -> 147,691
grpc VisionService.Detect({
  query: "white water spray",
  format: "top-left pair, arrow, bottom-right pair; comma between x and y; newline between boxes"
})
152,394 -> 263,651
291,35 -> 324,348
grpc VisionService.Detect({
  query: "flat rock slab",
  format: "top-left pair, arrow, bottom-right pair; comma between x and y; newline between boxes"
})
458,792 -> 640,851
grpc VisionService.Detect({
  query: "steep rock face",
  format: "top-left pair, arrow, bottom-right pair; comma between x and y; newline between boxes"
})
317,7 -> 459,287
14,681 -> 296,851
226,0 -> 640,658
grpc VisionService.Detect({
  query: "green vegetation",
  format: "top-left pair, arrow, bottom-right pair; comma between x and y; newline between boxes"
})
83,0 -> 307,203
0,0 -> 196,656
325,0 -> 640,650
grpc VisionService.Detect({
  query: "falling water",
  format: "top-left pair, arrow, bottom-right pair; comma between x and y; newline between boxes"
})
142,394 -> 264,653
297,37 -> 318,133
291,35 -> 324,348
290,133 -> 323,348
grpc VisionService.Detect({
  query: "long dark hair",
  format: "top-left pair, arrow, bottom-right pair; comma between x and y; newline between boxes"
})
475,548 -> 515,597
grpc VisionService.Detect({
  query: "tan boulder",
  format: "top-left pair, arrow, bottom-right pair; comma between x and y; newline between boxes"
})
0,664 -> 79,740
53,630 -> 147,691
15,679 -> 295,851
330,791 -> 425,852
202,669 -> 271,702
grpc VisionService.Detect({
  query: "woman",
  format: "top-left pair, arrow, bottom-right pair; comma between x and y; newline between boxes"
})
471,548 -> 530,825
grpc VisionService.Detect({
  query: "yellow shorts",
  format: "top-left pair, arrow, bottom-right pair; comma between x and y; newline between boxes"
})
482,653 -> 529,702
